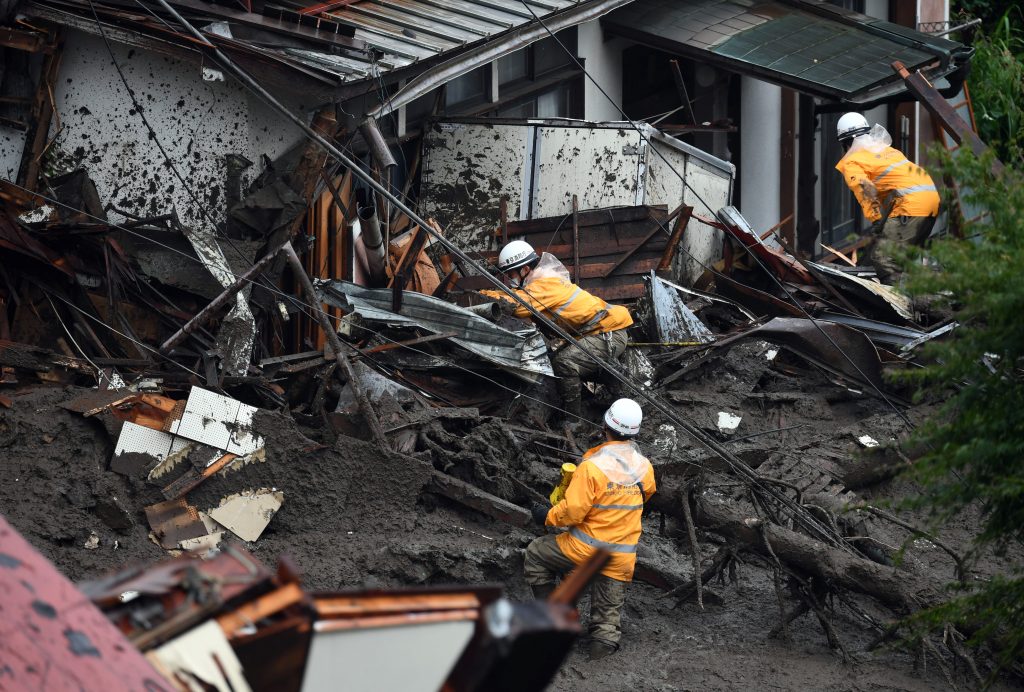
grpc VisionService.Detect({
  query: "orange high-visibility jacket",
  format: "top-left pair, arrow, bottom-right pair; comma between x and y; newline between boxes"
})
481,276 -> 632,335
835,146 -> 940,223
545,440 -> 656,582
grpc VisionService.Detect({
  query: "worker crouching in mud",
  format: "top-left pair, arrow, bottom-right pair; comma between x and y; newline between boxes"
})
834,112 -> 940,287
481,240 -> 633,429
524,399 -> 656,660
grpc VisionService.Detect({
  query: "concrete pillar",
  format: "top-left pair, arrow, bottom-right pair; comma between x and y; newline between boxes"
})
577,19 -> 625,121
740,76 -> 781,234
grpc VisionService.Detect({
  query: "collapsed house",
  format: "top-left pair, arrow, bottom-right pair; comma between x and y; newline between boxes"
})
0,0 -> 1007,689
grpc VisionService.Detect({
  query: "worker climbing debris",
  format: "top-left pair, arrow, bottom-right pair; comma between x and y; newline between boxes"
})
482,241 -> 634,429
834,112 -> 941,287
525,398 -> 656,660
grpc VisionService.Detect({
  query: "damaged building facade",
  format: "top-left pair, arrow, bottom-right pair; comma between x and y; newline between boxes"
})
0,0 -> 1006,690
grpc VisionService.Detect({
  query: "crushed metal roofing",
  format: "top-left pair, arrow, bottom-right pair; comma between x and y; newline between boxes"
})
315,280 -> 554,380
27,0 -> 613,95
603,0 -> 972,103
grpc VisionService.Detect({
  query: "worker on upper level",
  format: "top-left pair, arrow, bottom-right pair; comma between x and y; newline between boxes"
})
835,112 -> 940,286
525,398 -> 656,660
481,240 -> 633,427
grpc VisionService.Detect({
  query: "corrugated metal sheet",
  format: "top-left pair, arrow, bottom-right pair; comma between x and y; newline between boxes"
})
315,280 -> 554,380
603,0 -> 972,103
30,0 -> 612,92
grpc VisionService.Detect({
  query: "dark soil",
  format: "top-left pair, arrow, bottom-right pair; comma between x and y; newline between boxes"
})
0,341 -> 1016,691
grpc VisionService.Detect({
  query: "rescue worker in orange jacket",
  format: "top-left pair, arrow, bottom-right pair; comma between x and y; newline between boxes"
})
525,398 -> 656,660
835,112 -> 940,286
481,240 -> 633,425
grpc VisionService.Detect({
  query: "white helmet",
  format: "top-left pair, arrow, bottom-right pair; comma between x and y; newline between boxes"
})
837,112 -> 870,142
604,398 -> 642,437
497,240 -> 538,272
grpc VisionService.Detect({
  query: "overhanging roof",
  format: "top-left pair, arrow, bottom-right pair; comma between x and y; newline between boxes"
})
602,0 -> 972,104
26,0 -> 632,102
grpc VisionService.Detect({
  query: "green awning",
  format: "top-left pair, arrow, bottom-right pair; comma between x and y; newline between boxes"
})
603,0 -> 971,103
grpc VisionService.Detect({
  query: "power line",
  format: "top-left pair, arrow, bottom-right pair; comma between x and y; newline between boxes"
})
515,1 -> 914,429
141,0 -> 850,550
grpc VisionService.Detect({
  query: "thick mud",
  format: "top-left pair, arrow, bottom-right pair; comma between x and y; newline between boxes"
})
0,347 -> 1014,691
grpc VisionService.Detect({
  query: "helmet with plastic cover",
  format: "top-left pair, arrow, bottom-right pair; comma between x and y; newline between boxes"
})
497,240 -> 539,273
836,112 -> 871,142
604,398 -> 642,437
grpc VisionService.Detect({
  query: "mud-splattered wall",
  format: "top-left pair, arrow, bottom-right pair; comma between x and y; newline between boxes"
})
41,30 -> 310,228
420,120 -> 733,286
0,126 -> 24,181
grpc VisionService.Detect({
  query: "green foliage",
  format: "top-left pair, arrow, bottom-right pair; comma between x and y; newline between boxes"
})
965,10 -> 1024,162
894,148 -> 1024,680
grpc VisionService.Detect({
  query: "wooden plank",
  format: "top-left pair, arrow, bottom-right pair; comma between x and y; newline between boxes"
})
427,471 -> 530,527
892,60 -> 1003,175
477,234 -> 668,262
505,205 -> 666,235
658,206 -> 693,272
387,224 -> 429,289
602,210 -> 659,278
218,583 -> 305,640
571,194 -> 580,282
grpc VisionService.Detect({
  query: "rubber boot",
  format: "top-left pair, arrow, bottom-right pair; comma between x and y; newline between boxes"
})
556,375 -> 582,426
588,640 -> 618,661
560,392 -> 582,431
530,583 -> 556,601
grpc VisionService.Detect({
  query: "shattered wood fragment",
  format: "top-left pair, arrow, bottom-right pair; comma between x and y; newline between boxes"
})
161,453 -> 238,500
681,494 -> 942,613
426,468 -> 531,528
0,339 -> 94,375
145,498 -> 208,550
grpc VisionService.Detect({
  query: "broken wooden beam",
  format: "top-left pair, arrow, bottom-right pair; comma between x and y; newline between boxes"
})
283,242 -> 390,451
426,469 -> 531,528
683,493 -> 941,613
0,339 -> 94,375
892,60 -> 1003,175
160,242 -> 288,354
571,195 -> 580,282
658,206 -> 693,272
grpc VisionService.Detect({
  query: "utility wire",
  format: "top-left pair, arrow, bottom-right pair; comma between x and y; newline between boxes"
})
5,181 -> 606,428
143,0 -> 850,550
88,0 -> 295,314
515,0 -> 914,430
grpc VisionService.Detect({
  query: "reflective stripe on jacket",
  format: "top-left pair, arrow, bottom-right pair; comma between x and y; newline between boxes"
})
835,146 -> 939,223
546,440 -> 656,582
481,277 -> 632,335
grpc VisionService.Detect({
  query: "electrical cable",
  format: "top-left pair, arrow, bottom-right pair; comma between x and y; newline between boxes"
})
514,0 -> 914,430
6,180 -> 608,428
140,0 -> 851,550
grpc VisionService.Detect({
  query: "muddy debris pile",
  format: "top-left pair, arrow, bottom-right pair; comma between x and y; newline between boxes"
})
0,169 -> 993,691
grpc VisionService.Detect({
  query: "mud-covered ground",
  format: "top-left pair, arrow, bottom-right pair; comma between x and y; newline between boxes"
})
0,343 -> 1015,691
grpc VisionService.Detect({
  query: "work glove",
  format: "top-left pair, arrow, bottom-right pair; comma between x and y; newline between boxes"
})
531,503 -> 550,527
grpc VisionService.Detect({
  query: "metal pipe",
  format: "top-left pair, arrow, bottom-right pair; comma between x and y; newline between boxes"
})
357,200 -> 388,285
366,0 -> 634,119
465,302 -> 502,320
150,0 -> 849,549
159,241 -> 288,354
358,116 -> 397,170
